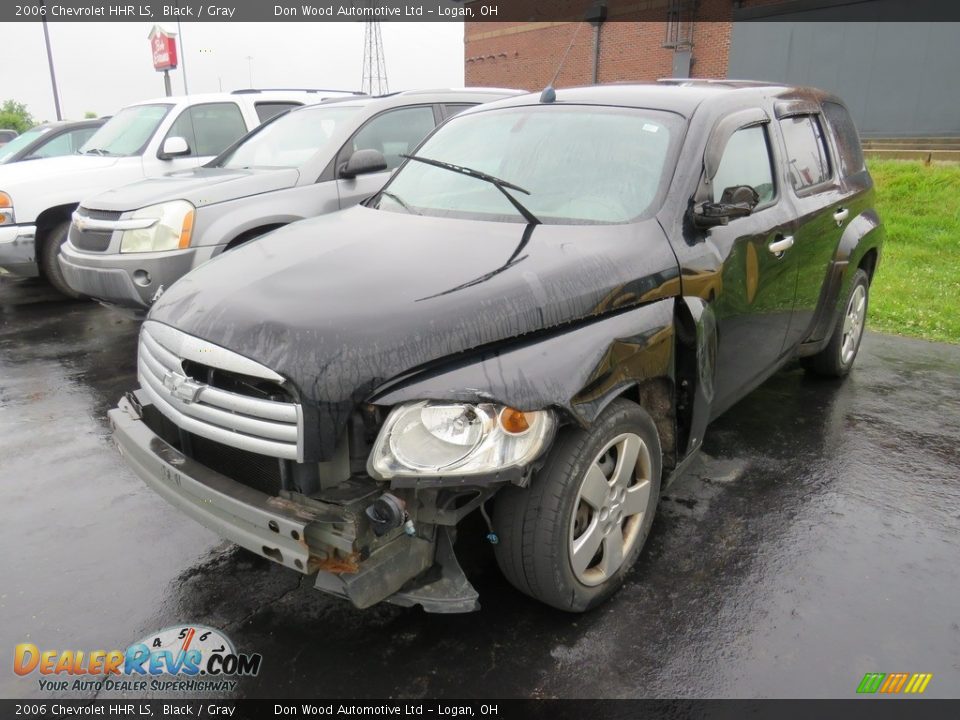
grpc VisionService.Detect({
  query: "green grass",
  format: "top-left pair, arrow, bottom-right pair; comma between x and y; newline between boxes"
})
867,159 -> 960,344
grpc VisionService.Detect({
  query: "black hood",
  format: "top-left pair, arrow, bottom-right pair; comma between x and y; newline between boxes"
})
148,206 -> 680,459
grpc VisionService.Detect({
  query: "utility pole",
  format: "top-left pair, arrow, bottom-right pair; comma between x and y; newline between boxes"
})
361,22 -> 388,95
40,0 -> 63,120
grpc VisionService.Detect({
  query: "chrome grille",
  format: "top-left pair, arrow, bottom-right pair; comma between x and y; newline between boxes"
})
78,208 -> 123,221
137,320 -> 303,461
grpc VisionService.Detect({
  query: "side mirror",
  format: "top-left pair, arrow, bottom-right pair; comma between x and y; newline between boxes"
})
338,149 -> 388,179
691,185 -> 760,228
159,136 -> 191,159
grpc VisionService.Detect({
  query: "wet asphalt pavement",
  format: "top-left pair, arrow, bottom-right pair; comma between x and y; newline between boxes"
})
1,275 -> 958,700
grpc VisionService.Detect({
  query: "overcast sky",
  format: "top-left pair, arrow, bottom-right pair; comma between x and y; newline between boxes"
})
1,22 -> 465,122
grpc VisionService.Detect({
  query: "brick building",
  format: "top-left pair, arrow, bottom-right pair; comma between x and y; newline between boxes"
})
464,0 -> 960,137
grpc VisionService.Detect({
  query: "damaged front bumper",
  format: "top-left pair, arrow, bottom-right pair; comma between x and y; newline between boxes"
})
109,392 -> 480,613
0,224 -> 39,277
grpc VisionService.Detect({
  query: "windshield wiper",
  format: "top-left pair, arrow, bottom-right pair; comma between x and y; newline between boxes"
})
377,190 -> 420,216
82,148 -> 114,156
401,154 -> 541,225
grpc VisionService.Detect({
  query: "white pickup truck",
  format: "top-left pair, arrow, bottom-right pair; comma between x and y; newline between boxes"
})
0,89 -> 353,295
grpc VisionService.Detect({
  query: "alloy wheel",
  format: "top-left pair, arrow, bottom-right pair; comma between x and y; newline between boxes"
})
841,284 -> 867,365
569,432 -> 652,586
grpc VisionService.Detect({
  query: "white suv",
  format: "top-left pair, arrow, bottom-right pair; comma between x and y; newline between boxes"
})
0,89 -> 352,291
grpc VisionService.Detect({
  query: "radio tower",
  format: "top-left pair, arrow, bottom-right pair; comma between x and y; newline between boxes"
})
361,22 -> 389,96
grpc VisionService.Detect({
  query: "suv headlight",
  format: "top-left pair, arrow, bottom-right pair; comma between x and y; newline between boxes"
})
368,401 -> 555,479
119,200 -> 194,253
0,191 -> 14,225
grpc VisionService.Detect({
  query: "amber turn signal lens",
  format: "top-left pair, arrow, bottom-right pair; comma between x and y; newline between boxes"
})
178,209 -> 195,249
0,192 -> 12,208
499,407 -> 531,435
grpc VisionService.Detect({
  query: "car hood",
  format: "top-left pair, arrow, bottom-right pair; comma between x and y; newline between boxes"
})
0,154 -> 120,187
148,206 -> 680,459
83,167 -> 300,212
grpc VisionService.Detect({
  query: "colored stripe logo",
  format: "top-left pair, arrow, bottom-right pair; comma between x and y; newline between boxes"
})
857,672 -> 932,694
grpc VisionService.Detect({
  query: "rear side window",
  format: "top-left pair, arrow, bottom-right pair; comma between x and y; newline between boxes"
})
712,124 -> 776,205
166,102 -> 248,157
821,101 -> 865,177
255,102 -> 302,123
442,104 -> 475,120
778,115 -> 831,190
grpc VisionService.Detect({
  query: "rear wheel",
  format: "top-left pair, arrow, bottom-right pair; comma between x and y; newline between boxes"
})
801,268 -> 869,378
39,220 -> 85,299
493,399 -> 662,612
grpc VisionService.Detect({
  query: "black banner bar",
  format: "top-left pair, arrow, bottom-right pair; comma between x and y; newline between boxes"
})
2,699 -> 960,719
2,0 -> 960,23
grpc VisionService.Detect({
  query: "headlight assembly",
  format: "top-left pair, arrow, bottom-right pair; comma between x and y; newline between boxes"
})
119,200 -> 194,253
0,191 -> 14,225
368,401 -> 555,479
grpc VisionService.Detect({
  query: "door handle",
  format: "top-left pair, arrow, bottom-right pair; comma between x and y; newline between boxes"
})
768,235 -> 794,257
833,207 -> 849,226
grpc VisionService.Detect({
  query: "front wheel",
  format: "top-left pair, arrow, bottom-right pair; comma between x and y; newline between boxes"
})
493,399 -> 662,612
39,220 -> 85,299
801,268 -> 870,378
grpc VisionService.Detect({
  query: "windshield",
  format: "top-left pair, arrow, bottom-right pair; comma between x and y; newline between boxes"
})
0,126 -> 51,162
374,105 -> 684,225
80,104 -> 171,157
216,104 -> 363,169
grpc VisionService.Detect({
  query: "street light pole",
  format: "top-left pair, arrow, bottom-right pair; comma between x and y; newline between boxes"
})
245,56 -> 254,88
177,19 -> 189,94
40,0 -> 62,120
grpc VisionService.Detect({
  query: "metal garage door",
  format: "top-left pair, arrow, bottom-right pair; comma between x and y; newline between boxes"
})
728,1 -> 960,137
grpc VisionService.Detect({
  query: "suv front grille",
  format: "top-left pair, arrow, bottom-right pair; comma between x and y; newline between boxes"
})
137,321 -> 303,461
71,208 -> 122,252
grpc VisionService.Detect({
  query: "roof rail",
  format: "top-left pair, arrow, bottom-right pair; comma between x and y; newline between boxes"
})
657,78 -> 777,87
230,88 -> 366,96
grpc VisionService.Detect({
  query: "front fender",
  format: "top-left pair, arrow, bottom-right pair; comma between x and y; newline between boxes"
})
369,299 -> 675,430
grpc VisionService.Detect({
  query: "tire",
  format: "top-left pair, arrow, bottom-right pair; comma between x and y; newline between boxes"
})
493,398 -> 662,612
39,220 -> 85,299
801,268 -> 869,378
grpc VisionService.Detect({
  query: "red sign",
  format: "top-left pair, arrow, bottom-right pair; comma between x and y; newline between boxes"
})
149,26 -> 178,71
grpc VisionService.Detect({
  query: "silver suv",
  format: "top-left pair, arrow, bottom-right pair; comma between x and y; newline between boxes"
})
59,88 -> 520,311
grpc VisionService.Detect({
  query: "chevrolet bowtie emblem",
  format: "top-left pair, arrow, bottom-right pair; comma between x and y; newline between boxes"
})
162,371 -> 204,404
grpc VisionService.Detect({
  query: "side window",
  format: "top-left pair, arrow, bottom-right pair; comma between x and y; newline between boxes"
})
255,102 -> 302,123
68,127 -> 98,153
712,125 -> 776,205
821,101 -> 865,178
442,103 -> 475,120
28,132 -> 73,159
165,102 -> 248,157
347,106 -> 437,171
778,114 -> 831,190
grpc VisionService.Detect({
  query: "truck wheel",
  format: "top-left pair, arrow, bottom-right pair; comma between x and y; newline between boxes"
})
493,398 -> 662,612
40,220 -> 85,300
801,268 -> 869,378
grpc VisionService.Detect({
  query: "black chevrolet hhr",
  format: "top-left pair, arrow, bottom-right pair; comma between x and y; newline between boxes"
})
110,81 -> 883,612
